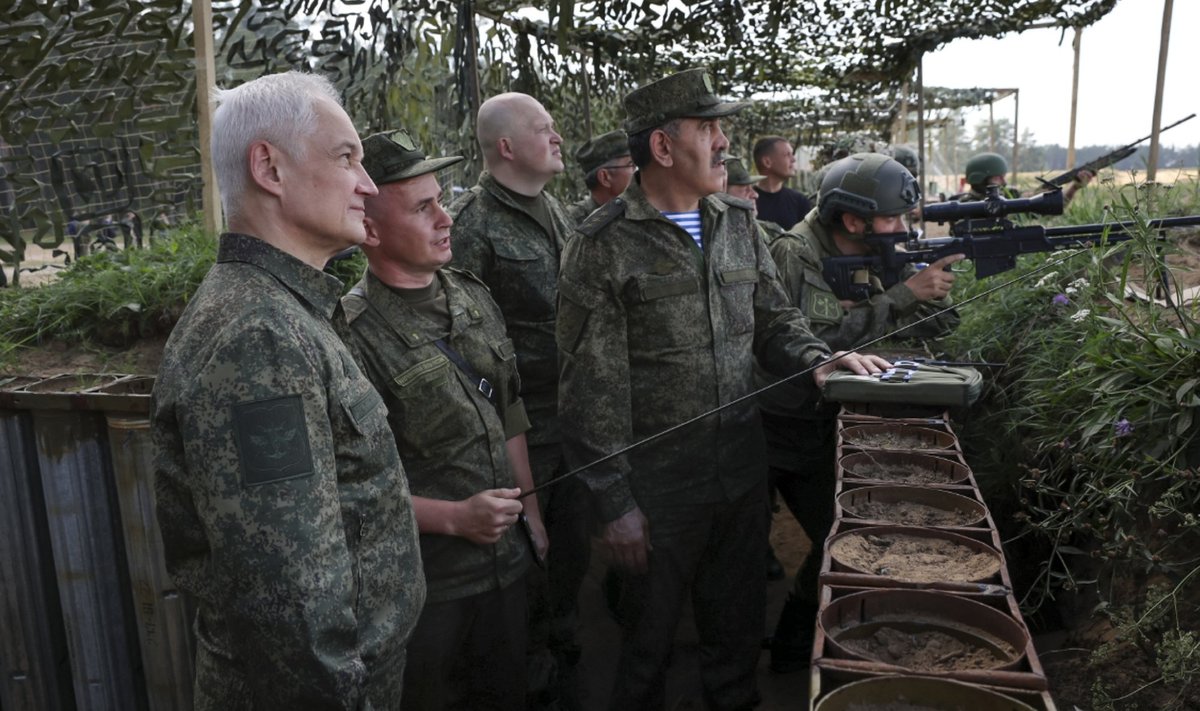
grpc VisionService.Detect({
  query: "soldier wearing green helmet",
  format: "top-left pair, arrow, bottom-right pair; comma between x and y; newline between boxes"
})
755,152 -> 964,674
960,150 -> 1092,204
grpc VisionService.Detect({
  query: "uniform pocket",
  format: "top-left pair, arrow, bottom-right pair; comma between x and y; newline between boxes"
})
717,266 -> 757,334
493,239 -> 541,262
391,355 -> 452,398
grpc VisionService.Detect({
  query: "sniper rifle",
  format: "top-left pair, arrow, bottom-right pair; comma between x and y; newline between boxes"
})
1044,113 -> 1195,187
821,186 -> 1200,303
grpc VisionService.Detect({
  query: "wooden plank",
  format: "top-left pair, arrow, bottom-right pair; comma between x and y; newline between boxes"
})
192,0 -> 222,235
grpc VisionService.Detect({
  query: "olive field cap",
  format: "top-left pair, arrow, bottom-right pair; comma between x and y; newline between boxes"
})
622,68 -> 751,135
965,152 -> 1009,189
361,130 -> 464,186
575,129 -> 631,175
724,157 -> 765,186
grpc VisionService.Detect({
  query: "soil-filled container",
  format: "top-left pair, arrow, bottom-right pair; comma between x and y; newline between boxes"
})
820,590 -> 1029,674
838,485 -> 987,528
827,525 -> 1003,584
813,674 -> 1037,711
840,424 -> 958,453
839,451 -> 970,487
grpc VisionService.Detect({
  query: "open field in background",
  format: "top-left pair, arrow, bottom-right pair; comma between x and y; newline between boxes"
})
924,167 -> 1200,197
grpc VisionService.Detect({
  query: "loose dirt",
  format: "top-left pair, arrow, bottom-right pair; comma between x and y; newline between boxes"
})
849,500 -> 981,527
834,622 -> 1018,672
843,430 -> 951,450
829,532 -> 1001,583
843,460 -> 958,485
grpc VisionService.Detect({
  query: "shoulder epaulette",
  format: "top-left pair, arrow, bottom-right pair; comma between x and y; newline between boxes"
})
715,192 -> 754,211
577,197 -> 627,238
444,266 -> 490,292
446,186 -> 483,219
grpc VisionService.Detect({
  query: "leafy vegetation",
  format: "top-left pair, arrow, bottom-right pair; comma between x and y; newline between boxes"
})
944,176 -> 1200,708
0,225 -> 216,361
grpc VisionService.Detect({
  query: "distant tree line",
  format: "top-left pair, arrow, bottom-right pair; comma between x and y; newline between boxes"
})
928,117 -> 1199,175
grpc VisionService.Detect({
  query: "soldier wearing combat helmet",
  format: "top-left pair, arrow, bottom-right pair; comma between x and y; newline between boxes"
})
755,152 -> 963,673
962,150 -> 1092,204
557,69 -> 889,709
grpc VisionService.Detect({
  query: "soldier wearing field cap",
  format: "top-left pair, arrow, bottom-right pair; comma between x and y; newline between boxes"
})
556,68 -> 889,710
568,129 -> 635,224
345,129 -> 547,710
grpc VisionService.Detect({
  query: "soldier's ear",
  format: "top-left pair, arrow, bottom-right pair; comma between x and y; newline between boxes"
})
841,213 -> 865,235
248,140 -> 284,198
497,136 -> 516,162
649,129 -> 673,168
362,216 -> 382,248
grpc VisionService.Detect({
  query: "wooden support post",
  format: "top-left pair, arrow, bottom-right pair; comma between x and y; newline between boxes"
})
916,55 -> 926,234
1147,0 -> 1174,183
192,0 -> 222,235
988,101 -> 995,153
1011,89 -> 1020,188
580,59 -> 593,139
1067,27 -> 1082,169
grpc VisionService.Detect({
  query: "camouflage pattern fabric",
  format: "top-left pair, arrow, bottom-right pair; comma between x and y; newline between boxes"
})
556,179 -> 831,524
152,233 -> 425,711
449,172 -> 573,453
342,269 -> 531,603
566,194 -> 600,226
754,208 -> 960,419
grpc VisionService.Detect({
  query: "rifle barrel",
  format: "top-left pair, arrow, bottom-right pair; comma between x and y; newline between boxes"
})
1044,215 -> 1200,237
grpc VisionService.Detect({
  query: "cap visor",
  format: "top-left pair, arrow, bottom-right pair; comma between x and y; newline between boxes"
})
374,155 -> 464,185
686,100 -> 752,119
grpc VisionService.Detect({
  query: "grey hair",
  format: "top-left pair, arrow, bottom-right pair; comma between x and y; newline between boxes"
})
210,71 -> 342,222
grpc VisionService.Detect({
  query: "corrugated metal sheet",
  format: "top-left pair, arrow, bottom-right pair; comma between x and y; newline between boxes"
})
0,383 -> 76,711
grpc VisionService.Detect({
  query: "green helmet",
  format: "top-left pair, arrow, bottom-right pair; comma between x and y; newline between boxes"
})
965,152 -> 1008,190
818,152 -> 921,227
890,145 -> 920,175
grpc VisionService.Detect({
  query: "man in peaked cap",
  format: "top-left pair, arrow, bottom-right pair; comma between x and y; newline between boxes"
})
723,156 -> 765,212
344,129 -> 548,710
568,128 -> 635,225
556,68 -> 890,710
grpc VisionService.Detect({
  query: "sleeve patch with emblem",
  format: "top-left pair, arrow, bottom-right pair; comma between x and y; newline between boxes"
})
232,395 -> 315,486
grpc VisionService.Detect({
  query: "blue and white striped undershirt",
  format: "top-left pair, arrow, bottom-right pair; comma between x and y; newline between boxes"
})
662,210 -> 702,250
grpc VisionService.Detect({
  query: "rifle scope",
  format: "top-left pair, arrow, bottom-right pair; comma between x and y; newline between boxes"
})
924,186 -> 1064,224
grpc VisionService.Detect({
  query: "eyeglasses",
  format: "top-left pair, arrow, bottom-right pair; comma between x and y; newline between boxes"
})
602,162 -> 637,172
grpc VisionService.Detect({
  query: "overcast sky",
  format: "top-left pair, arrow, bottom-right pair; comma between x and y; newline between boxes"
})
922,0 -> 1199,149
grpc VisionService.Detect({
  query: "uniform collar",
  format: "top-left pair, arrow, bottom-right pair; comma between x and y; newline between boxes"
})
620,177 -> 729,223
217,232 -> 344,320
359,270 -> 482,348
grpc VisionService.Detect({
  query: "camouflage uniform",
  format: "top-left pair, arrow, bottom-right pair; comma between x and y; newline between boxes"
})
343,268 -> 531,709
448,170 -> 588,699
755,206 -> 959,597
557,178 -> 831,709
343,269 -> 530,602
153,233 -> 425,710
566,194 -> 599,226
448,171 -> 571,460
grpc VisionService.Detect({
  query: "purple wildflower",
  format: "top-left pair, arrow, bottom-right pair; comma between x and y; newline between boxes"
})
1052,293 -> 1070,306
1114,418 -> 1134,438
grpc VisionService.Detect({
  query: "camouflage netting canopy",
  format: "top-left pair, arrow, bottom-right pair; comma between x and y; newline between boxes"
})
0,0 -> 1117,282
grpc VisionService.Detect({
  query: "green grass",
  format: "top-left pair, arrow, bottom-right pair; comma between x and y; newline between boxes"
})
944,177 -> 1200,708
